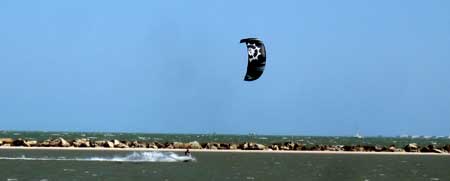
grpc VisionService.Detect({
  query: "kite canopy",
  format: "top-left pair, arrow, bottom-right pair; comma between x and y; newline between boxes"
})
240,38 -> 266,81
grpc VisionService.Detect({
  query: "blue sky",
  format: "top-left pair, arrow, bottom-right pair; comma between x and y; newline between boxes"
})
1,1 -> 449,136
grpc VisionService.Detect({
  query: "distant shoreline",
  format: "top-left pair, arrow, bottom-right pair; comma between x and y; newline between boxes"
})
1,147 -> 450,156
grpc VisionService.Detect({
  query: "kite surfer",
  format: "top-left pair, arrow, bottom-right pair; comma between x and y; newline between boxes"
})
185,148 -> 191,157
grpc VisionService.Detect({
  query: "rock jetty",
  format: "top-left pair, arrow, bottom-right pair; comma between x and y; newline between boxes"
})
0,138 -> 449,153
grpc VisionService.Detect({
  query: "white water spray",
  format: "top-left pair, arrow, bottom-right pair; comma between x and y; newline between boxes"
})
0,152 -> 195,163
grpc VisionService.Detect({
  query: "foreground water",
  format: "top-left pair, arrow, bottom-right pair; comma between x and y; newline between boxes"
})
2,131 -> 450,180
1,149 -> 449,181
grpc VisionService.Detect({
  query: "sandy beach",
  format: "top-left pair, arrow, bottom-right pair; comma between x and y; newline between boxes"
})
1,146 -> 449,156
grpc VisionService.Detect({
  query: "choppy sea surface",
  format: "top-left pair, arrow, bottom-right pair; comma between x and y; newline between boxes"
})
1,131 -> 450,180
1,149 -> 449,181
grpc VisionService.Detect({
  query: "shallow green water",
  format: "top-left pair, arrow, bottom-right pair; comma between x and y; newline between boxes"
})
0,149 -> 449,181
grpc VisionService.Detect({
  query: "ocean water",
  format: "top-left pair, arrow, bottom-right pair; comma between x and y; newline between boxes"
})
1,149 -> 449,181
1,131 -> 450,180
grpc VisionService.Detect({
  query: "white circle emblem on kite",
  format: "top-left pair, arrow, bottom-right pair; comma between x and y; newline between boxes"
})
247,43 -> 261,62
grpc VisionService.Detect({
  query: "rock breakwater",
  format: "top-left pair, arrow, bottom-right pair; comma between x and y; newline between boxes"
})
1,137 -> 449,153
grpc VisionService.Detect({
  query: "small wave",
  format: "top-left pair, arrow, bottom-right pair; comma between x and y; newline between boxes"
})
0,152 -> 195,163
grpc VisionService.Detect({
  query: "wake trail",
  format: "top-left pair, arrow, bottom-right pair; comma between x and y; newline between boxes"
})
0,151 -> 195,163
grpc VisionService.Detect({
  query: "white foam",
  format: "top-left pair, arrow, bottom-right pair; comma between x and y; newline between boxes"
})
0,152 -> 195,163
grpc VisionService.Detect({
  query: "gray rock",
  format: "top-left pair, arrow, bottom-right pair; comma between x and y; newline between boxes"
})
130,141 -> 138,147
363,145 -> 376,152
343,145 -> 354,151
310,145 -> 324,151
336,145 -> 345,151
129,141 -> 137,147
432,149 -> 443,154
388,145 -> 396,152
374,145 -> 384,152
124,141 -> 132,147
172,142 -> 186,149
48,139 -> 59,147
0,138 -> 14,145
270,145 -> 279,150
280,145 -> 290,150
443,145 -> 450,152
94,140 -> 106,147
218,143 -> 231,149
105,141 -> 114,148
154,142 -> 165,148
404,143 -> 419,152
241,142 -> 266,150
147,143 -> 158,149
356,146 -> 365,152
229,144 -> 238,150
112,140 -> 121,147
254,143 -> 266,150
284,142 -> 295,150
326,145 -> 340,151
59,138 -> 71,147
132,141 -> 146,148
205,143 -> 220,149
12,139 -> 29,147
39,139 -> 52,147
187,141 -> 202,149
238,143 -> 249,150
294,143 -> 306,150
117,142 -> 129,148
73,139 -> 90,147
26,140 -> 38,146
248,142 -> 258,150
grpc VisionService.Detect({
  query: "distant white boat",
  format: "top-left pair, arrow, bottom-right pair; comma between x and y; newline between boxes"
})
399,134 -> 409,138
354,130 -> 363,139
